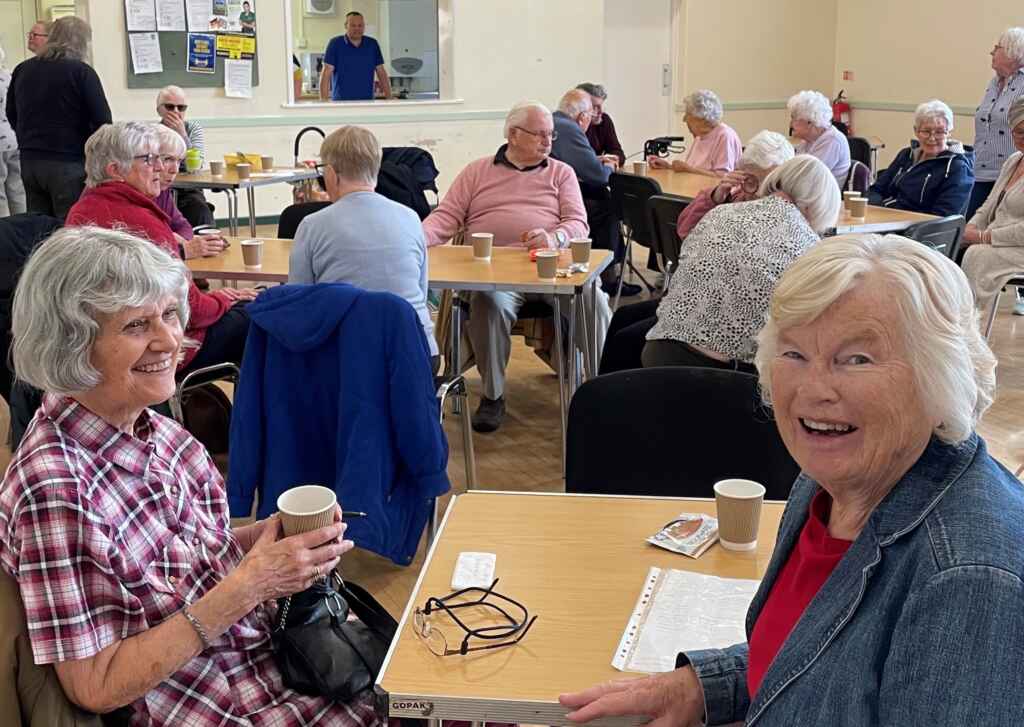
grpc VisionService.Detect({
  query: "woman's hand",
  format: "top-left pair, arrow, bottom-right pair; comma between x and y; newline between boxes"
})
647,155 -> 670,169
184,234 -> 227,259
962,223 -> 981,245
219,287 -> 259,302
234,516 -> 354,604
559,668 -> 706,727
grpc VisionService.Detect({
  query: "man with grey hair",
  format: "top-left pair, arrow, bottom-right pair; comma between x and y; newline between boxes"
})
289,125 -> 437,363
156,85 -> 214,227
551,88 -> 634,295
577,82 -> 625,167
424,100 -> 610,432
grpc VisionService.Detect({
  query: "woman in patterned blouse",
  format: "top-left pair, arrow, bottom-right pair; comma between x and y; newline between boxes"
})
643,155 -> 841,371
0,226 -> 379,727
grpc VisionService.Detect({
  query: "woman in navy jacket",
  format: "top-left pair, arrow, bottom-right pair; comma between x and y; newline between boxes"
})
868,99 -> 974,217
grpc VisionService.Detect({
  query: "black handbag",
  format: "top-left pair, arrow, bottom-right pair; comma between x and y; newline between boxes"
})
273,572 -> 397,702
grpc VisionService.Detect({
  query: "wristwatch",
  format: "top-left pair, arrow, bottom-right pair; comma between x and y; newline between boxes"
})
554,230 -> 568,248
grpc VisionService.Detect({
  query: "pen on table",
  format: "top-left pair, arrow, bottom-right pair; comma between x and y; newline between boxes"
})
341,510 -> 368,519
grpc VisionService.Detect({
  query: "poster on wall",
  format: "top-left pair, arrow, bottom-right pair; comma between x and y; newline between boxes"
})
129,32 -> 163,74
224,58 -> 253,98
215,33 -> 255,60
186,0 -> 212,31
156,0 -> 187,31
125,0 -> 157,32
187,32 -> 217,73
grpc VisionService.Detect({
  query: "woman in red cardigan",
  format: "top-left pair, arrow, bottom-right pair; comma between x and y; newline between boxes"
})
66,121 -> 255,372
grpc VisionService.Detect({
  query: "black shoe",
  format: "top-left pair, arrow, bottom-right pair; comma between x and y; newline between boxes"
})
472,396 -> 506,433
618,281 -> 643,297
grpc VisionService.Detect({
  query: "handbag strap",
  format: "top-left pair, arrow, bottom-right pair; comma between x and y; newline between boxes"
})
335,576 -> 398,636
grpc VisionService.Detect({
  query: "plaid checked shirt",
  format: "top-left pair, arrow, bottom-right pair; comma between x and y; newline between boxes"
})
0,394 -> 380,727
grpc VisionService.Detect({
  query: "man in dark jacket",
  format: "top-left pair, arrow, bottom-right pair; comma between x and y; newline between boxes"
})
867,100 -> 975,217
551,88 -> 637,295
579,82 -> 626,167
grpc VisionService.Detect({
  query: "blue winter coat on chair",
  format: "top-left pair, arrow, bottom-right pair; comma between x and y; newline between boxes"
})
867,139 -> 974,217
227,283 -> 450,565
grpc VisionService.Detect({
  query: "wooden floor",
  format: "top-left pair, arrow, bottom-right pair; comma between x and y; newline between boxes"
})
1,235 -> 1021,619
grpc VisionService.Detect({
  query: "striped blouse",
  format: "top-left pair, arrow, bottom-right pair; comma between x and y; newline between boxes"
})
973,69 -> 1024,183
178,119 -> 206,171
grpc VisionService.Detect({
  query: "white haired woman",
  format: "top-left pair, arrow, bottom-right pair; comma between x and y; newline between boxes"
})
787,90 -> 850,186
968,27 -> 1024,315
867,100 -> 974,217
641,154 -> 841,370
66,121 -> 255,374
0,226 -> 377,726
5,16 -> 111,219
962,97 -> 1024,318
648,89 -> 742,177
0,39 -> 26,217
152,124 -> 227,259
564,234 -> 1023,726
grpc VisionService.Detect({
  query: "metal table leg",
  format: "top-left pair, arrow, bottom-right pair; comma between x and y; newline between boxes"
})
567,293 -> 578,397
246,186 -> 257,237
591,277 -> 601,375
575,288 -> 594,382
552,296 -> 567,472
224,189 -> 239,236
449,296 -> 463,412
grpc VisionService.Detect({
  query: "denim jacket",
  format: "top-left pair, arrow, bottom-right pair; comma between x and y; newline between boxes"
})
686,434 -> 1024,725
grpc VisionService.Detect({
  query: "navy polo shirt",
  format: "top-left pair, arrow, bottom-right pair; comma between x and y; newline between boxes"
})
324,34 -> 384,101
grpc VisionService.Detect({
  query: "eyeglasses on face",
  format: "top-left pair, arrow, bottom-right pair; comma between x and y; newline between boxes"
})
133,154 -> 159,167
162,103 -> 188,112
412,578 -> 537,657
915,127 -> 948,139
159,155 -> 182,167
513,126 -> 557,142
28,31 -> 47,38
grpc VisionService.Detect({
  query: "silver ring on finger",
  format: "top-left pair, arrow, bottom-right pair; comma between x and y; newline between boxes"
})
313,565 -> 321,580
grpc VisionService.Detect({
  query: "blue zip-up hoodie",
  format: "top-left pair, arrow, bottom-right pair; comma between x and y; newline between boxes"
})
227,283 -> 450,565
867,139 -> 975,217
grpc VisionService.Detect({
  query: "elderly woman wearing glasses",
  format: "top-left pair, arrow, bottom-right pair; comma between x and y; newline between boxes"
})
787,90 -> 850,187
866,100 -> 974,217
648,89 -> 742,177
66,121 -> 255,374
153,124 -> 227,259
0,226 -> 376,726
564,234 -> 1024,726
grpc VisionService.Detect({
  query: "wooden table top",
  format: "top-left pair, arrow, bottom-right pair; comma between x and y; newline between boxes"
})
186,236 -> 292,282
832,205 -> 937,234
376,491 -> 784,725
172,166 -> 319,191
427,245 -> 612,294
641,168 -> 718,200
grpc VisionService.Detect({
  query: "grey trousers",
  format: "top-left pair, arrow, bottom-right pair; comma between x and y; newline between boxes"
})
962,243 -> 1024,313
0,150 -> 26,217
467,287 -> 611,400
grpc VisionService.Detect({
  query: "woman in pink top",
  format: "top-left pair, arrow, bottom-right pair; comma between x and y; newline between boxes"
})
648,89 -> 742,177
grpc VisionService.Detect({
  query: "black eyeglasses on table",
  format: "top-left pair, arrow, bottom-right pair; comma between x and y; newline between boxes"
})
412,578 -> 537,656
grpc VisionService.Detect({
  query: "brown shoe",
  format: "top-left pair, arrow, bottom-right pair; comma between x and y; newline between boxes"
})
472,396 -> 506,433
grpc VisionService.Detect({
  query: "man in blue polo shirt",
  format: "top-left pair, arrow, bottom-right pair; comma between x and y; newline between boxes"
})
319,11 -> 392,101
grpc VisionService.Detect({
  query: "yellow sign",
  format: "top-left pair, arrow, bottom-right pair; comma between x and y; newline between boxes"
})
215,34 -> 256,60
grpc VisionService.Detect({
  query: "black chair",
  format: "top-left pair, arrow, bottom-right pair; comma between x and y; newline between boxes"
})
646,194 -> 687,292
899,214 -> 964,261
848,136 -> 872,171
843,160 -> 871,195
609,172 -> 663,308
276,201 -> 331,239
566,367 -> 799,501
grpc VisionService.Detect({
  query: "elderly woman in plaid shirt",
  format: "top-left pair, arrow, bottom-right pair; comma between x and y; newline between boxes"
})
0,226 -> 379,726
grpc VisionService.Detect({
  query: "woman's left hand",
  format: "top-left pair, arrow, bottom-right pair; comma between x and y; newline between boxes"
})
220,288 -> 259,302
559,668 -> 706,727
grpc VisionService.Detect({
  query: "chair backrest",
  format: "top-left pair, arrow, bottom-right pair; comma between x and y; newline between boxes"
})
566,367 -> 800,501
277,201 -> 331,239
609,172 -> 662,248
847,136 -> 872,168
843,160 -> 870,194
646,194 -> 687,270
899,214 -> 965,260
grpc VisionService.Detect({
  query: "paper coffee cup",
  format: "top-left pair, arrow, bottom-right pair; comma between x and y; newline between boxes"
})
536,250 -> 559,280
714,479 -> 766,551
241,238 -> 264,268
471,232 -> 493,261
633,161 -> 648,176
277,485 -> 337,537
842,190 -> 860,211
209,160 -> 225,176
570,237 -> 592,265
236,162 -> 252,180
260,155 -> 274,171
849,197 -> 867,220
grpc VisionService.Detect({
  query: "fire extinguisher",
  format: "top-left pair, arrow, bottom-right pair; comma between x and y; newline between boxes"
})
832,90 -> 853,135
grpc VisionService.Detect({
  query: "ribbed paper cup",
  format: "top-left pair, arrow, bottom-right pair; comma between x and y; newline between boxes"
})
570,237 -> 592,265
714,479 -> 766,551
277,485 -> 336,537
471,232 -> 493,261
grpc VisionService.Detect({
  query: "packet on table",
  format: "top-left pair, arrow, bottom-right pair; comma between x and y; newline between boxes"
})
647,512 -> 719,558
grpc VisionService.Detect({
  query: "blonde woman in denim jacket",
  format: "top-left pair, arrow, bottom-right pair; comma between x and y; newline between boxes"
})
562,234 -> 1023,726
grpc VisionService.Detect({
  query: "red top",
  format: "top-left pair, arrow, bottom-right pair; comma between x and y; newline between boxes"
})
66,181 -> 231,367
747,490 -> 852,699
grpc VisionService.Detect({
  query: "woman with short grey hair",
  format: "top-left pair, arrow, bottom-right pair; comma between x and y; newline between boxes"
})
642,154 -> 840,370
565,233 -> 1023,725
1,226 -> 378,727
968,27 -> 1024,314
67,121 -> 256,375
5,15 -> 111,219
649,88 -> 742,177
787,89 -> 850,186
867,99 -> 974,217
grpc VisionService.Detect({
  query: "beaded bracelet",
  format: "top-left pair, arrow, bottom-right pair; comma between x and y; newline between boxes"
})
182,604 -> 212,649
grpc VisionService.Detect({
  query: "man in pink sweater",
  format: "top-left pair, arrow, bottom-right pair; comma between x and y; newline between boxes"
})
424,101 -> 611,432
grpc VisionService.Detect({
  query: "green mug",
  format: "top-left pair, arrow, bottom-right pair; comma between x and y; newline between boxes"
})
184,148 -> 202,173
